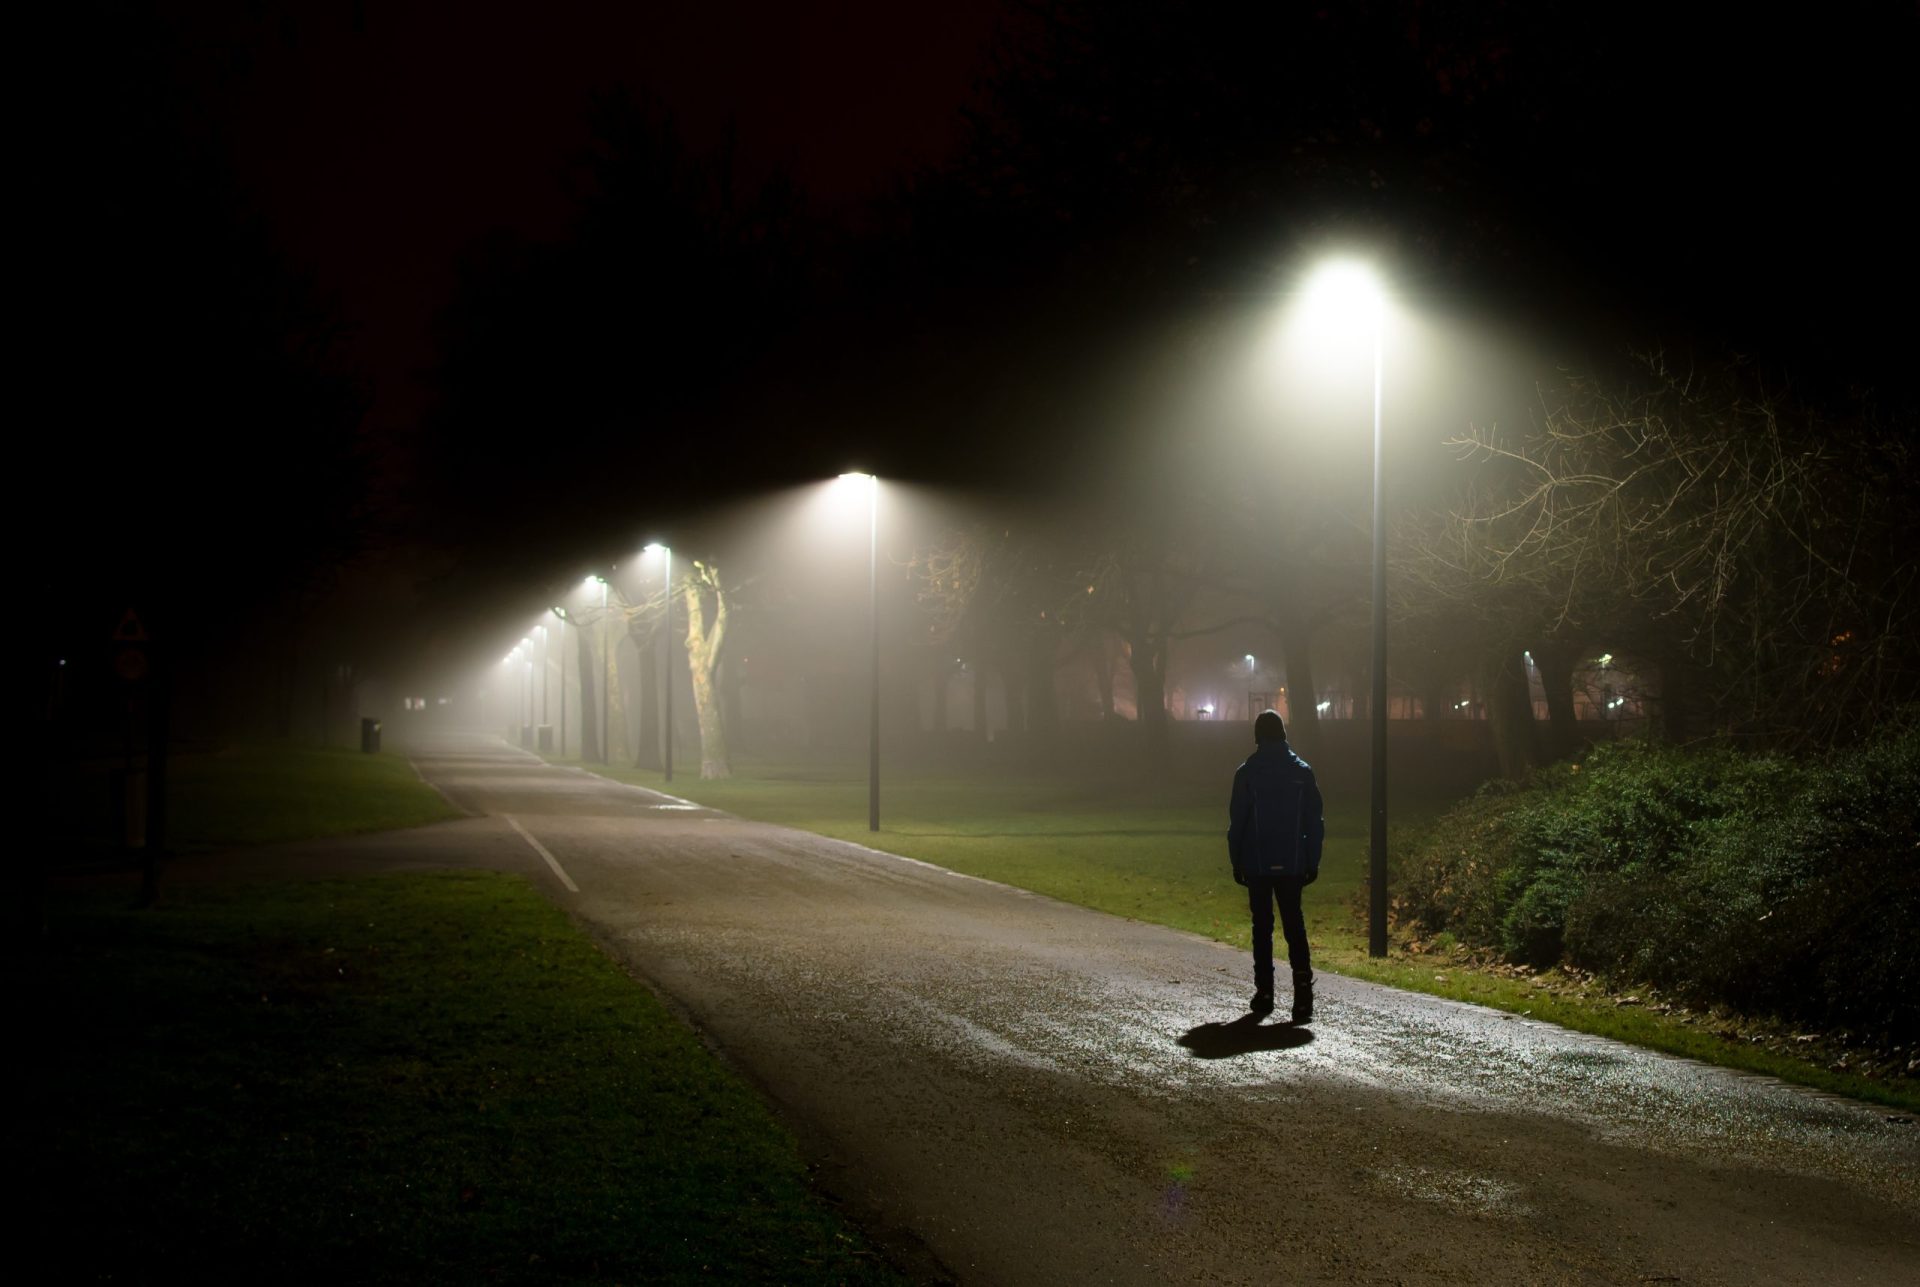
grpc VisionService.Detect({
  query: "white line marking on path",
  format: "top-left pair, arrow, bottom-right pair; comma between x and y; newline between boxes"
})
504,814 -> 580,892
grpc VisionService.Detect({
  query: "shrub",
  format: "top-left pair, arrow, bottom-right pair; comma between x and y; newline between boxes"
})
1398,721 -> 1920,1040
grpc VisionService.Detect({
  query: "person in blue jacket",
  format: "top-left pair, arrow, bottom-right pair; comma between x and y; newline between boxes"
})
1228,709 -> 1325,1021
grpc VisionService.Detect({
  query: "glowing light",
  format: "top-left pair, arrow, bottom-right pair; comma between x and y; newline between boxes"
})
1299,258 -> 1384,336
642,542 -> 667,556
1316,700 -> 1332,713
1597,652 -> 1614,668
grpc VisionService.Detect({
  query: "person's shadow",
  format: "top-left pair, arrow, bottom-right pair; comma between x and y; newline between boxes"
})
1177,1013 -> 1316,1059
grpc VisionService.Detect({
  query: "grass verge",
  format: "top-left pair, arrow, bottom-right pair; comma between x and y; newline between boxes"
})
573,754 -> 1919,1112
167,744 -> 464,846
21,871 -> 904,1284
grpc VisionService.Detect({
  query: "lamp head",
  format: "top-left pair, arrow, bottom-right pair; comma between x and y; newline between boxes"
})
1300,258 -> 1384,334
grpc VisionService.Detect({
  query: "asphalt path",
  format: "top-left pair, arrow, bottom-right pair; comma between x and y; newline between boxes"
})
289,733 -> 1918,1284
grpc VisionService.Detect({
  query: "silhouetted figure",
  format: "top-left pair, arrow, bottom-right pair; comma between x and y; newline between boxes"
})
1228,710 -> 1324,1021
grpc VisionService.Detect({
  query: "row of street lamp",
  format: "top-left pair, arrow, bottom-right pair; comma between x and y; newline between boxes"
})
495,257 -> 1392,952
501,473 -> 883,831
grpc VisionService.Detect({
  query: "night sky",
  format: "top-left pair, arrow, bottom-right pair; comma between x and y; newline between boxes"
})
38,1 -> 1918,698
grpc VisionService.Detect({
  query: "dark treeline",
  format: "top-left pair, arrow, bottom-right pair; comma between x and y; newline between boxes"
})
37,2 -> 374,744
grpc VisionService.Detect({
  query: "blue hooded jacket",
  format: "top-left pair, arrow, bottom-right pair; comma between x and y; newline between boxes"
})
1227,740 -> 1325,880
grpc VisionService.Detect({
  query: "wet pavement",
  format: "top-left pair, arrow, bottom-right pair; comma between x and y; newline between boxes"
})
361,733 -> 1916,1283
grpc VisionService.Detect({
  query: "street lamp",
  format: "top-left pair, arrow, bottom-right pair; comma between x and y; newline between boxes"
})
838,472 -> 880,832
642,543 -> 672,782
1300,258 -> 1389,958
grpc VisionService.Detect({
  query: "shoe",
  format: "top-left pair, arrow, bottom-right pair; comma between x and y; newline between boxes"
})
1291,970 -> 1314,1024
1249,990 -> 1275,1016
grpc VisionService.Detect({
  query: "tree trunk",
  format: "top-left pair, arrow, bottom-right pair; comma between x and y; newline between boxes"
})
971,660 -> 988,739
1652,648 -> 1699,743
681,567 -> 732,778
689,657 -> 729,777
633,635 -> 659,768
721,653 -> 745,755
576,629 -> 598,762
1024,630 -> 1059,753
1128,638 -> 1171,774
1282,626 -> 1319,751
1532,642 -> 1580,762
606,634 -> 630,764
1483,648 -> 1539,779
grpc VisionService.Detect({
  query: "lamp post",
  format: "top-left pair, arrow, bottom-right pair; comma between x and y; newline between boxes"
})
643,543 -> 673,783
1300,259 -> 1389,957
838,473 -> 880,832
1367,305 -> 1387,959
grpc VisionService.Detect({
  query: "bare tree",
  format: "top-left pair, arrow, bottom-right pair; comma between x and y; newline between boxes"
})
679,558 -> 734,778
917,521 -> 1076,750
1434,353 -> 1918,747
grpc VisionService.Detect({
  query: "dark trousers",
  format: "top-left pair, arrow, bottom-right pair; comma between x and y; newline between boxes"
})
1248,875 -> 1310,986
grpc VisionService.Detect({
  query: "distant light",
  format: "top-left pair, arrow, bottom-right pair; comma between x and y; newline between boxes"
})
642,542 -> 667,556
1523,650 -> 1533,663
1597,652 -> 1614,668
58,659 -> 66,667
1316,700 -> 1332,713
1244,654 -> 1256,667
1197,705 -> 1214,717
837,471 -> 875,483
436,697 -> 449,705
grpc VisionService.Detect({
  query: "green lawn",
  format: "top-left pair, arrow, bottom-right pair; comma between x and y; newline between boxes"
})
578,754 -> 1918,1111
577,755 -> 1439,976
167,744 -> 464,846
22,872 -> 903,1285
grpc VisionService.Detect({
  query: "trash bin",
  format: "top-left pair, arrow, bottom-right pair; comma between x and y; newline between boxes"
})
537,724 -> 554,752
360,717 -> 381,753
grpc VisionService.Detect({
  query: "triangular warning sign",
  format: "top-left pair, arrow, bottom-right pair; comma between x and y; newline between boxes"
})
113,608 -> 149,643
